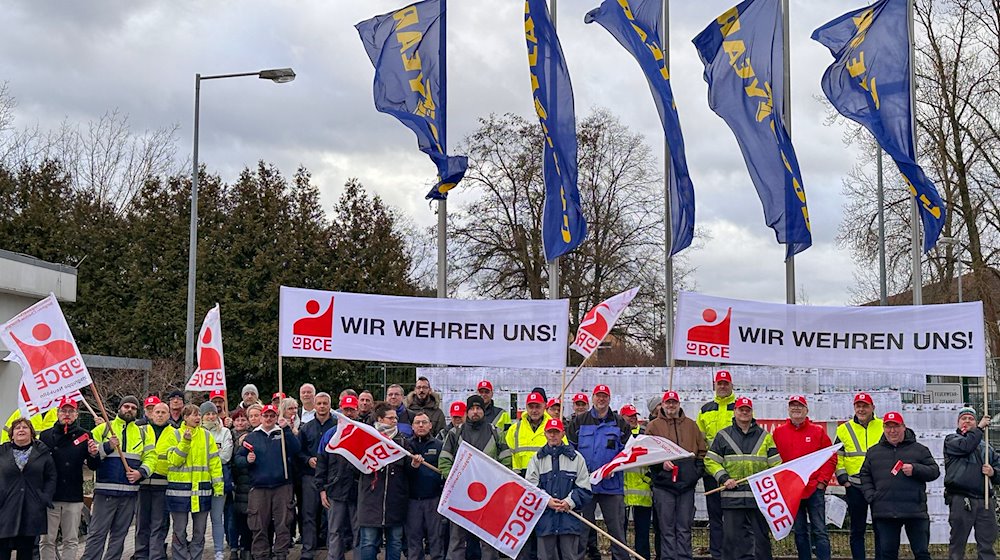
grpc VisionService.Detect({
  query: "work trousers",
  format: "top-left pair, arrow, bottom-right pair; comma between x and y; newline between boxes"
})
873,518 -> 931,560
448,523 -> 498,560
581,494 -> 629,560
537,534 -> 580,560
406,496 -> 445,560
653,487 -> 695,560
40,501 -> 84,560
793,491 -> 830,560
170,510 -> 210,560
704,476 -> 724,560
948,495 -> 997,560
134,487 -> 169,560
300,475 -> 325,560
629,505 -> 652,560
844,484 -> 880,560
722,508 -> 772,560
326,500 -> 357,560
248,484 -> 294,560
81,493 -> 138,560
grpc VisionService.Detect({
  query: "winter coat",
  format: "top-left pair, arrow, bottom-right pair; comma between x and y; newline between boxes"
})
859,428 -> 940,519
405,391 -> 447,436
566,408 -> 631,495
772,418 -> 836,498
0,440 -> 57,538
315,425 -> 359,503
943,426 -> 1000,500
231,429 -> 252,515
645,407 -> 706,493
39,421 -> 100,503
298,415 -> 335,477
407,434 -> 443,499
357,432 -> 413,528
91,416 -> 156,496
394,403 -> 414,438
235,425 -> 301,489
704,420 -> 781,509
526,443 -> 592,537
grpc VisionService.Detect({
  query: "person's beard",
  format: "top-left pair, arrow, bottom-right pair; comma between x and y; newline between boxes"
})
119,411 -> 136,423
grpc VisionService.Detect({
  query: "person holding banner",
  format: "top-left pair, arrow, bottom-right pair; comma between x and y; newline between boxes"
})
135,402 -> 171,560
859,412 -> 939,560
943,408 -> 998,560
646,391 -> 706,560
697,370 -> 737,560
704,396 -> 781,560
38,397 -> 99,560
525,418 -> 593,560
834,393 -> 883,560
83,396 -> 156,560
0,417 -> 56,560
316,395 -> 361,560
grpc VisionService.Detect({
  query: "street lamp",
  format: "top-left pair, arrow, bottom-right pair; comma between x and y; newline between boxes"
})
938,236 -> 963,303
185,68 -> 296,375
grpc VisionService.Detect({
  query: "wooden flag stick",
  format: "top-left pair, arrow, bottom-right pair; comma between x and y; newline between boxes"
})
89,382 -> 135,474
558,353 -> 594,403
704,477 -> 748,496
985,372 -> 990,502
278,357 -> 288,480
567,509 -> 646,560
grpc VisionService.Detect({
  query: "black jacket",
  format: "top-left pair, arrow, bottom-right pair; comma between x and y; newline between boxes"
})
298,415 -> 335,477
231,429 -> 252,515
943,427 -> 1000,499
0,441 -> 57,538
406,434 -> 443,499
357,432 -> 413,528
39,421 -> 100,503
859,428 -> 940,519
315,435 -> 359,504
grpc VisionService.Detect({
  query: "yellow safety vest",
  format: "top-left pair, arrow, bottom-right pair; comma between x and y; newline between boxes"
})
835,417 -> 884,485
704,423 -> 781,503
696,393 -> 736,446
623,426 -> 652,507
506,412 -> 560,472
159,425 -> 223,513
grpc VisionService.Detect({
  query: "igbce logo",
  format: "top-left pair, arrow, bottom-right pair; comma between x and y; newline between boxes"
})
685,307 -> 732,359
292,297 -> 335,352
573,302 -> 610,354
11,322 -> 86,396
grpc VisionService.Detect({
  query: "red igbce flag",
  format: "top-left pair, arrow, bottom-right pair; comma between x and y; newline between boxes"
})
324,411 -> 410,473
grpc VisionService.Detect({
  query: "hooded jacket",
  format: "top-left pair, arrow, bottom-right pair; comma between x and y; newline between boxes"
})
526,443 -> 593,537
943,426 -> 1000,500
39,420 -> 101,503
405,391 -> 447,435
645,407 -> 706,493
859,428 -> 940,519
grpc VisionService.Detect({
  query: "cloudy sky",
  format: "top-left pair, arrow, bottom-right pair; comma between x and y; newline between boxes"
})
2,0 -> 883,306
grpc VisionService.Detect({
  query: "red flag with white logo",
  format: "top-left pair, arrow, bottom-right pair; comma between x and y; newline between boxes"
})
748,444 -> 842,540
438,441 -> 550,559
570,288 -> 639,359
1,294 -> 93,406
324,411 -> 411,473
589,434 -> 694,484
186,304 -> 226,391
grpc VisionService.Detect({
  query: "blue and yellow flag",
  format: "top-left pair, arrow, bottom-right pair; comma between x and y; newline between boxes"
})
693,0 -> 811,258
813,0 -> 945,251
356,0 -> 468,200
585,0 -> 695,256
525,0 -> 588,261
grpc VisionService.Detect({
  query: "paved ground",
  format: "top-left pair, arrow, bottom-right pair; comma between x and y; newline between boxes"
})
114,525 -> 341,560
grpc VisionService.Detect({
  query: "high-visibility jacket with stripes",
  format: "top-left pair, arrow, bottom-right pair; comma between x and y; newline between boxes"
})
483,402 -> 512,432
506,412 -> 563,472
696,393 -> 736,446
91,417 -> 156,496
140,424 -> 170,488
623,426 -> 652,507
2,409 -> 58,443
835,417 -> 883,486
158,425 -> 223,513
704,420 -> 781,509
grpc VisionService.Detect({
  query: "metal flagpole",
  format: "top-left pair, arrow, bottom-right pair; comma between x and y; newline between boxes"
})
663,0 -> 676,389
908,0 -> 923,305
437,0 -> 449,299
548,0 -> 560,302
877,149 -> 887,305
986,373 -> 990,501
782,0 -> 795,304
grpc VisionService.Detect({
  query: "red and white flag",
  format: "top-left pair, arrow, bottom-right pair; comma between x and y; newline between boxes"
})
590,434 -> 694,484
438,442 -> 550,559
186,304 -> 226,391
748,443 -> 842,540
1,294 -> 92,406
18,382 -> 83,418
570,288 -> 639,359
324,411 -> 411,473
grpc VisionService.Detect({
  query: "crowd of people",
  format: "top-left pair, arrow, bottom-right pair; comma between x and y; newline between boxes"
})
0,370 -> 997,560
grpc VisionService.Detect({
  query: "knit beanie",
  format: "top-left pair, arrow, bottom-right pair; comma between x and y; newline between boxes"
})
242,384 -> 259,397
200,401 -> 218,415
467,394 -> 485,410
958,406 -> 977,419
120,395 -> 140,408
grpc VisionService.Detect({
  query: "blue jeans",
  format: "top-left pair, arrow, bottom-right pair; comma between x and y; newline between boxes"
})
793,490 -> 830,560
359,526 -> 403,560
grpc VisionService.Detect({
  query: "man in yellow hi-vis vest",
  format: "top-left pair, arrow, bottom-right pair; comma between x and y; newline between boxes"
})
697,370 -> 736,560
506,392 -> 554,475
835,392 -> 883,560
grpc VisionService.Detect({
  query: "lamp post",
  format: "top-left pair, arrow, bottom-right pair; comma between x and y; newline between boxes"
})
938,236 -> 963,303
185,68 -> 296,375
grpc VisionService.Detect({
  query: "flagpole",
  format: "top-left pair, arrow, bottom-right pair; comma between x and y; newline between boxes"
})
548,0 -> 560,302
877,149 -> 887,305
782,0 -> 795,304
985,373 -> 990,501
908,0 -> 923,305
558,353 -> 594,402
437,0 -> 448,299
567,509 -> 646,560
663,0 -> 676,390
278,356 -> 288,479
90,382 -> 135,474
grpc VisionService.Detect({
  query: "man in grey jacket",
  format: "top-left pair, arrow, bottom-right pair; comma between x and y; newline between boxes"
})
944,407 -> 999,560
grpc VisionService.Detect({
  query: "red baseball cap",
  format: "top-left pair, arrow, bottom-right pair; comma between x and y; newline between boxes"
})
450,401 -> 467,417
715,370 -> 733,383
572,393 -> 589,404
593,384 -> 611,396
662,391 -> 680,403
620,404 -> 639,417
209,390 -> 226,400
477,380 -> 493,392
546,398 -> 561,409
734,396 -> 753,409
854,392 -> 874,406
143,396 -> 161,407
272,392 -> 286,401
544,418 -> 564,432
788,395 -> 808,407
526,392 -> 545,406
261,404 -> 278,415
340,395 -> 359,410
882,411 -> 904,425
58,396 -> 78,409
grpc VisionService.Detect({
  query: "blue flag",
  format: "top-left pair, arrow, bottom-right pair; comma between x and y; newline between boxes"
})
813,0 -> 945,251
693,0 -> 811,258
525,0 -> 588,261
585,0 -> 695,256
356,0 -> 468,200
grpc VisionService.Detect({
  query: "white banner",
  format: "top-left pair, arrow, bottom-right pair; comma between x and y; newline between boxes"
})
279,286 -> 568,369
438,442 -> 549,558
1,294 -> 93,405
673,292 -> 986,375
570,288 -> 638,359
589,435 -> 693,484
186,304 -> 226,391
